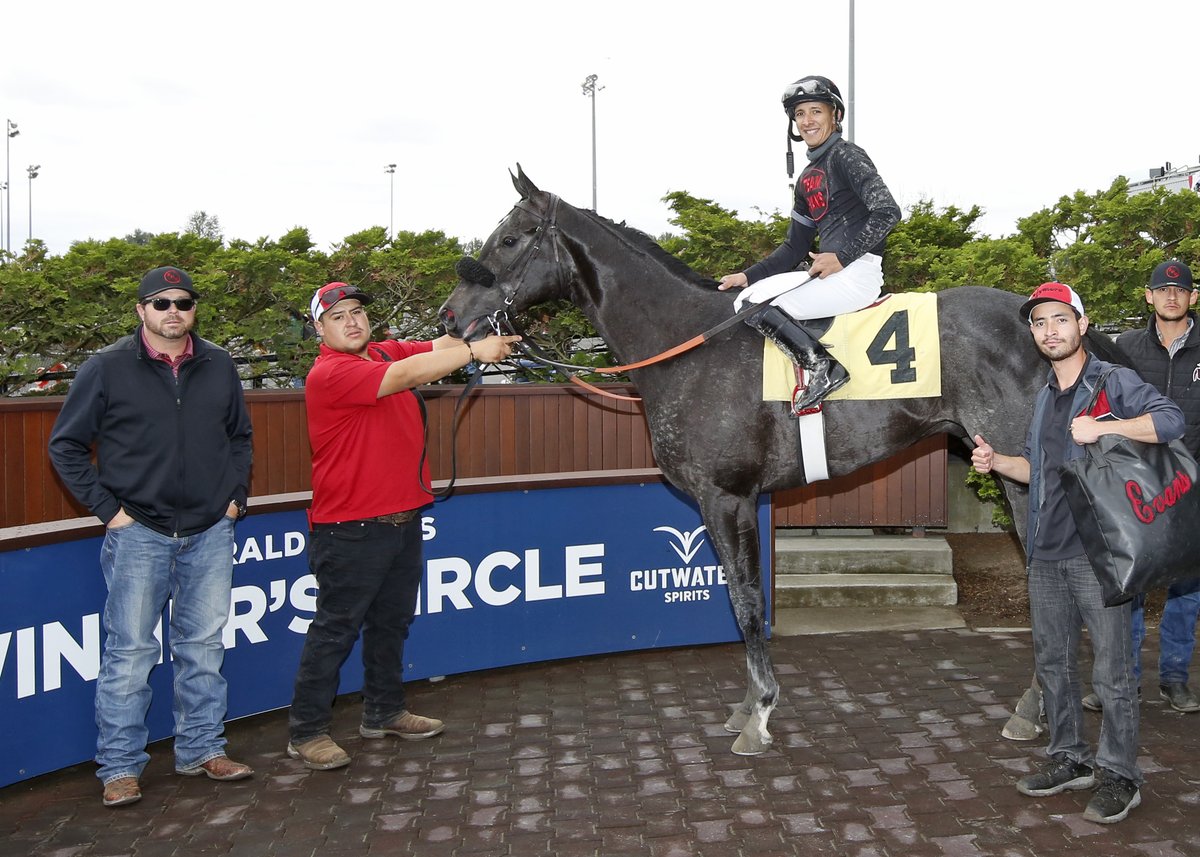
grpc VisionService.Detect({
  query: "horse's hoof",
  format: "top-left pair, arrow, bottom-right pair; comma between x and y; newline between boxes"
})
724,708 -> 751,734
730,732 -> 772,756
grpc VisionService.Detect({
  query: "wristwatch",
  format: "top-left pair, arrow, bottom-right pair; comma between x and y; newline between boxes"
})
233,499 -> 248,520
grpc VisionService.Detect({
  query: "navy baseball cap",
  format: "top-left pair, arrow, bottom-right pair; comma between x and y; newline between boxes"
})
1149,260 -> 1194,290
138,266 -> 198,299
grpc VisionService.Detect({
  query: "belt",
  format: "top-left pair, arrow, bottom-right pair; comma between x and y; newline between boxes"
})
361,510 -> 419,526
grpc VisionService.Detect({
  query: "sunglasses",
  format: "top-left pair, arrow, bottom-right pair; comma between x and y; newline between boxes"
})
318,286 -> 363,308
142,297 -> 197,311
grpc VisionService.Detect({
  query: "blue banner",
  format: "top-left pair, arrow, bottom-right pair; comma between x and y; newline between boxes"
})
0,482 -> 770,786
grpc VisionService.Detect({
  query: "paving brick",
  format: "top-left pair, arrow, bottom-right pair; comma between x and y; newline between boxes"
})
5,629 -> 1195,856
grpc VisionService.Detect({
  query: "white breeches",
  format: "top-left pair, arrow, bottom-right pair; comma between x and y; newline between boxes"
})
733,253 -> 883,320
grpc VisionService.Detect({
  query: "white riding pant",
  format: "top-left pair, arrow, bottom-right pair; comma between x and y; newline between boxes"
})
733,253 -> 883,320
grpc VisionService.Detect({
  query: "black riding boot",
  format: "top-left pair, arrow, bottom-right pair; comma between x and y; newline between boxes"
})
747,305 -> 849,413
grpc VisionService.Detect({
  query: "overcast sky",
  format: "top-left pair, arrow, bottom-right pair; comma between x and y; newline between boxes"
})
4,1 -> 1198,260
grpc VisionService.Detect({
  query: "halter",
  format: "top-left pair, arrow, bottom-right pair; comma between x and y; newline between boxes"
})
487,194 -> 567,314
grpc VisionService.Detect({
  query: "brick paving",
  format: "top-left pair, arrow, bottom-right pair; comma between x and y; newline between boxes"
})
3,628 -> 1200,856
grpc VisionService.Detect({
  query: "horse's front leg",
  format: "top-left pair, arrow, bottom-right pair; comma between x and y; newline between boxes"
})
699,490 -> 778,755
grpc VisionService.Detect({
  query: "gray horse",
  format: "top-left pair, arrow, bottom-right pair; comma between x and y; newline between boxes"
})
439,167 -> 1117,754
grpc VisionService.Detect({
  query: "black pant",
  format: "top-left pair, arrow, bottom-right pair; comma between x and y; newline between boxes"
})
289,519 -> 423,742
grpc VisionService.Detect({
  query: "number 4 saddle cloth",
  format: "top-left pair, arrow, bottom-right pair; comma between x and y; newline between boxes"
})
762,292 -> 941,402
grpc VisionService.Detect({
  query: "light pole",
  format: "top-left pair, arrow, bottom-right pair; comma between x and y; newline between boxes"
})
0,181 -> 5,254
385,163 -> 396,238
847,0 -> 855,143
26,164 -> 39,244
581,74 -> 602,211
5,120 -> 18,253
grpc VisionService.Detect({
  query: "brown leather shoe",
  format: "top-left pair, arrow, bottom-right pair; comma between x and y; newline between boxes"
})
287,735 -> 351,770
176,755 -> 254,781
102,776 -> 142,807
359,710 -> 445,740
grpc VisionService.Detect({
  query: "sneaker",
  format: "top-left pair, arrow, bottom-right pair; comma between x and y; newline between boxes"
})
1016,756 -> 1095,796
1159,682 -> 1200,713
1083,772 -> 1141,824
359,710 -> 444,740
1081,686 -> 1140,712
287,735 -> 351,770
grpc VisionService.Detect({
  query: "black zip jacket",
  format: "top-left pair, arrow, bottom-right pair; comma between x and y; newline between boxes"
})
48,328 -> 253,537
746,133 -> 900,284
1117,312 -> 1200,457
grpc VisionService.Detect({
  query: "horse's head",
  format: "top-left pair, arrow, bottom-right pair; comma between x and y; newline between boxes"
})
439,166 -> 575,341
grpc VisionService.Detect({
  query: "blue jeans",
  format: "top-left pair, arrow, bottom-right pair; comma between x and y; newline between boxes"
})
289,519 -> 424,743
1131,577 -> 1200,685
96,517 -> 236,784
1028,555 -> 1140,783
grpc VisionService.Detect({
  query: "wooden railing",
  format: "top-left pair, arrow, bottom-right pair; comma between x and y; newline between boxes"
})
0,385 -> 946,531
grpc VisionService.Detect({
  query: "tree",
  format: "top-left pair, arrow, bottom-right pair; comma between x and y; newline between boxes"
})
186,211 -> 223,242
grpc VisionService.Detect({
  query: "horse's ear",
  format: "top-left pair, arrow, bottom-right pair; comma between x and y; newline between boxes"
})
510,163 -> 541,199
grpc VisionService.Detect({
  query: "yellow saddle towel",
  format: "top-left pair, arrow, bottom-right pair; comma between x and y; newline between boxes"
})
762,292 -> 941,402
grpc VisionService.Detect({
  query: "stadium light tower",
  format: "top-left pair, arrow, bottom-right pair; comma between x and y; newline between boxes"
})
27,164 -> 39,244
5,120 -> 18,252
581,75 -> 603,211
385,163 -> 397,238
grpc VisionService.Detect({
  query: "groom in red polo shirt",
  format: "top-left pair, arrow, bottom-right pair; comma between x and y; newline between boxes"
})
287,282 -> 519,770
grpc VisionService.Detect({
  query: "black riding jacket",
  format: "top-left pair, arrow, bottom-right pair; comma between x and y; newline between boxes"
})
745,132 -> 900,284
48,328 -> 253,537
1117,312 -> 1200,457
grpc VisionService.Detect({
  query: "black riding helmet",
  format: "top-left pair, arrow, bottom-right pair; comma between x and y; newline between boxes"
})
782,75 -> 845,177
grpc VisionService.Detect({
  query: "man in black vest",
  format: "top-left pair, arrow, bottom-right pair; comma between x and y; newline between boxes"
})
1080,260 -> 1200,714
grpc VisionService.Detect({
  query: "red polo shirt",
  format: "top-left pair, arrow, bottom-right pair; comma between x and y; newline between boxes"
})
305,339 -> 434,523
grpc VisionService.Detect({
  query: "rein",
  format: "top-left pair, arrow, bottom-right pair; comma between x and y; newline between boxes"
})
486,293 -> 795,403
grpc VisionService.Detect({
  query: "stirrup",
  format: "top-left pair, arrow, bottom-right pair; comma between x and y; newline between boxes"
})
791,383 -> 824,417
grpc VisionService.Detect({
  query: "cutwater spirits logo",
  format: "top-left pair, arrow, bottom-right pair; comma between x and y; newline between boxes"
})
629,523 -> 726,604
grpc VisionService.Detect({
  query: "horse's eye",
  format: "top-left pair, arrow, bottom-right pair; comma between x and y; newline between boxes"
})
502,236 -> 517,248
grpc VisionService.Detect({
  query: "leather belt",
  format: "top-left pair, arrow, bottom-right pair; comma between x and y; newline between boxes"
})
361,510 -> 419,526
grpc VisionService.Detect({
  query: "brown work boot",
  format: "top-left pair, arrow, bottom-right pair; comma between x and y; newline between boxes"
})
359,710 -> 445,740
102,776 -> 142,807
287,735 -> 351,770
176,754 -> 254,780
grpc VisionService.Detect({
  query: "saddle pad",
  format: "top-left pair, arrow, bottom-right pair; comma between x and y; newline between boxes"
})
762,292 -> 941,401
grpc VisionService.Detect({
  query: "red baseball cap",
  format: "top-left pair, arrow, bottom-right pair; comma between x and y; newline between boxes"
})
310,282 -> 374,322
1020,282 -> 1085,323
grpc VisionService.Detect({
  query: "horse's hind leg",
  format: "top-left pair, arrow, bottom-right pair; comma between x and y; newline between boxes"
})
700,491 -> 778,755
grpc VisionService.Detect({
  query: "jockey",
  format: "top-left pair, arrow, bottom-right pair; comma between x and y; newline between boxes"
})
719,75 -> 901,413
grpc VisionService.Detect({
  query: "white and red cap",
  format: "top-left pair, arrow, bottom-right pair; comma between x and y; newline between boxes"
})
310,282 -> 374,322
1020,282 -> 1085,323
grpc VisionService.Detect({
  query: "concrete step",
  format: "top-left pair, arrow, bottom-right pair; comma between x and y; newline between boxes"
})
774,572 -> 958,609
772,606 -> 965,636
775,534 -> 952,577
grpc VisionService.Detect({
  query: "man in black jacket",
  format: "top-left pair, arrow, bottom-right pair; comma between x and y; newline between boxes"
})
1079,260 -> 1200,715
48,266 -> 254,807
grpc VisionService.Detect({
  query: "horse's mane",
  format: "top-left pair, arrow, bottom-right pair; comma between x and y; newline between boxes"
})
575,207 -> 719,292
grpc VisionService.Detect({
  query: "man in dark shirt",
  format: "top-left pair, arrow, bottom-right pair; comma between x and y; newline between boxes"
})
972,282 -> 1184,825
49,266 -> 254,807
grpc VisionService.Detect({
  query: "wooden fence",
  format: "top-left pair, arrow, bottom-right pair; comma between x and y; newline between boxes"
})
0,385 -> 946,530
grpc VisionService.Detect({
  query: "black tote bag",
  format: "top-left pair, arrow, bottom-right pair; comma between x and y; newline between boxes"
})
1059,369 -> 1200,606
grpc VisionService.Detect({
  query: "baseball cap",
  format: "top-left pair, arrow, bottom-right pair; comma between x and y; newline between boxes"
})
138,266 -> 198,300
1020,281 -> 1085,323
310,282 -> 374,322
1149,260 -> 1194,290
